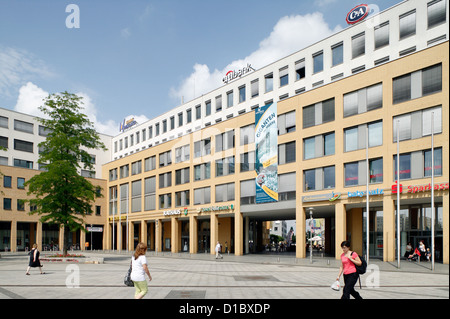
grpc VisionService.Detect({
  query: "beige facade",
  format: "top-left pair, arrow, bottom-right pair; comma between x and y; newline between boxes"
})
102,42 -> 449,264
0,165 -> 108,252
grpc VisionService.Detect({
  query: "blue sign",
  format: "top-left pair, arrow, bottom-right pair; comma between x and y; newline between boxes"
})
255,103 -> 278,203
346,4 -> 369,25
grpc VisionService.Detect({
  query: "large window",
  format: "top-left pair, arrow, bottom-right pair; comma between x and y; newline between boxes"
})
332,42 -> 343,66
194,187 -> 211,205
304,132 -> 335,160
344,83 -> 382,117
393,106 -> 442,142
344,121 -> 382,152
215,183 -> 235,202
131,180 -> 141,213
399,10 -> 416,39
428,0 -> 446,28
304,166 -> 335,191
144,176 -> 156,211
374,22 -> 389,49
313,51 -> 323,73
303,98 -> 335,128
352,32 -> 365,58
279,66 -> 289,87
265,73 -> 273,92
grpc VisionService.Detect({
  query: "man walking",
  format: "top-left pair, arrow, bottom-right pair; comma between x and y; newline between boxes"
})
215,241 -> 223,259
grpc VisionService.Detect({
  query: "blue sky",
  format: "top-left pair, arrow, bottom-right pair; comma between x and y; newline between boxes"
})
0,0 -> 401,136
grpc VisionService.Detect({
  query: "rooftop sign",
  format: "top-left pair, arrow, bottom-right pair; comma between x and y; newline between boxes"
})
346,4 -> 369,25
120,117 -> 137,133
223,63 -> 255,84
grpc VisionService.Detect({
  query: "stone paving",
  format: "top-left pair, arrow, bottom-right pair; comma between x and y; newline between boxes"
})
0,251 -> 448,301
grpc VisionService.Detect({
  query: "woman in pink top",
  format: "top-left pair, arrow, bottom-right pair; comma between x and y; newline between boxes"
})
336,241 -> 362,299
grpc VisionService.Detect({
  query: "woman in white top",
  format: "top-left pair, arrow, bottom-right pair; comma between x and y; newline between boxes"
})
131,242 -> 152,299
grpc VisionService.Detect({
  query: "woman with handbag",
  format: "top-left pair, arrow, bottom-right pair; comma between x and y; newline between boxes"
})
26,244 -> 44,275
336,241 -> 362,299
131,242 -> 152,299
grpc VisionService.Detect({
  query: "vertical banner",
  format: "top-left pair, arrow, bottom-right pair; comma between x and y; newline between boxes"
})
255,102 -> 278,203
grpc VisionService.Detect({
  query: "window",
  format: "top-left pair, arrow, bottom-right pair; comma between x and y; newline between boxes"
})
295,59 -> 306,80
131,161 -> 142,175
239,86 -> 246,103
240,151 -> 255,172
393,106 -> 442,142
216,156 -> 235,177
14,159 -> 33,169
344,83 -> 382,117
175,144 -> 190,163
424,148 -> 442,177
215,183 -> 235,202
120,164 -> 129,178
3,198 -> 12,210
178,113 -> 183,127
352,32 -> 365,58
215,95 -> 222,112
428,0 -> 446,28
205,100 -> 211,116
175,167 -> 190,185
159,193 -> 172,209
175,190 -> 190,207
120,183 -> 129,214
345,121 -> 382,152
109,186 -> 118,216
278,111 -> 295,135
109,168 -> 118,181
345,162 -> 359,186
144,176 -> 156,211
170,116 -> 175,130
215,130 -> 234,152
304,132 -> 335,159
278,141 -> 296,165
14,120 -> 33,134
331,43 -> 343,66
38,125 -> 51,137
368,121 -> 383,147
17,199 -> 25,211
324,132 -> 335,156
278,172 -> 296,200
422,64 -> 442,96
155,123 -> 160,136
162,119 -> 167,133
313,51 -> 323,73
159,172 -> 172,188
194,187 -> 211,205
369,158 -> 384,183
144,156 -> 156,171
374,22 -> 389,49
194,162 -> 211,181
279,66 -> 288,87
305,166 -> 335,191
240,124 -> 255,145
240,179 -> 256,205
303,98 -> 335,128
265,73 -> 273,92
3,176 -> 11,188
14,139 -> 33,153
399,10 -> 416,39
227,91 -> 233,108
159,150 -> 172,167
124,137 -> 128,148
131,180 -> 141,213
0,116 -> 8,128
323,166 -> 335,189
142,129 -> 146,141
186,109 -> 192,123
194,138 -> 211,158
393,74 -> 411,104
393,153 -> 411,180
251,79 -> 259,98
17,177 -> 25,189
195,105 -> 201,120
304,137 -> 315,160
0,136 -> 7,149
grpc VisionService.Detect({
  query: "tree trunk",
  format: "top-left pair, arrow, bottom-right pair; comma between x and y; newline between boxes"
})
64,226 -> 70,256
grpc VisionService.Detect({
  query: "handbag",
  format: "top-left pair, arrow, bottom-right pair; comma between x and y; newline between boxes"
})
331,280 -> 340,291
124,261 -> 134,287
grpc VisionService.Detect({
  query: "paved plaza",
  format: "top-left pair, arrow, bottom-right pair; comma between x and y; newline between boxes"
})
0,251 -> 448,302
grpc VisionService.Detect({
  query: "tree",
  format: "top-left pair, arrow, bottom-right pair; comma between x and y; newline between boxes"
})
25,92 -> 107,256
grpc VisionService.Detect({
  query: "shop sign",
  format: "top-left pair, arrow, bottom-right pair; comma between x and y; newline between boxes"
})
119,117 -> 138,132
346,4 -> 369,24
163,208 -> 189,216
199,204 -> 234,213
222,63 -> 255,84
302,192 -> 341,203
87,226 -> 103,232
391,182 -> 449,194
348,188 -> 384,198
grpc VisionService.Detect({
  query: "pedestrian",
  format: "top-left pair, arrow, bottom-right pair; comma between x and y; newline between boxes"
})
26,244 -> 44,275
224,241 -> 228,254
336,240 -> 362,299
131,242 -> 152,299
215,241 -> 223,259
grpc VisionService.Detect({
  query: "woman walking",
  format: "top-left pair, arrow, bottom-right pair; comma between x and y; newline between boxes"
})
131,242 -> 152,299
336,241 -> 362,299
26,244 -> 44,275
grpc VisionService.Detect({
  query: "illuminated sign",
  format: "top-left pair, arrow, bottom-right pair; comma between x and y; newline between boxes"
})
348,188 -> 384,198
163,208 -> 189,216
346,4 -> 369,24
199,205 -> 234,213
392,182 -> 449,194
223,63 -> 255,84
120,117 -> 137,132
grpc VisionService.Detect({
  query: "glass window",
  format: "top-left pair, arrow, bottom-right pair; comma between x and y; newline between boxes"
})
215,95 -> 222,112
424,148 -> 442,177
251,80 -> 259,98
369,158 -> 383,183
422,106 -> 442,136
3,198 -> 12,210
428,0 -> 446,28
14,139 -> 33,153
322,98 -> 335,123
374,22 -> 389,49
343,91 -> 358,117
324,132 -> 335,156
345,127 -> 358,152
345,162 -> 359,186
17,177 -> 25,189
227,91 -> 233,108
239,86 -> 246,103
304,137 -> 315,160
352,32 -> 365,58
14,120 -> 33,134
265,73 -> 273,92
393,114 -> 411,142
196,105 -> 201,120
332,43 -> 343,66
205,101 -> 211,116
313,51 -> 323,73
393,74 -> 411,104
3,176 -> 12,188
368,121 -> 383,147
422,64 -> 442,96
366,83 -> 383,111
302,105 -> 315,128
304,169 -> 315,191
399,10 -> 416,39
295,59 -> 306,80
279,67 -> 288,87
323,166 -> 335,189
186,109 -> 192,123
393,153 -> 411,180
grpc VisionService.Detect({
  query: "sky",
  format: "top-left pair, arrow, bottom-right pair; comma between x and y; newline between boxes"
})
0,0 -> 402,136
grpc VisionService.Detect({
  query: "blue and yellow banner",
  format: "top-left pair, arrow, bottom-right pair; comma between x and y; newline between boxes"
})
255,102 -> 278,203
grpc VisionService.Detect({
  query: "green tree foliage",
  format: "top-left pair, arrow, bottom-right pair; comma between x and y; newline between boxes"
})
25,92 -> 107,255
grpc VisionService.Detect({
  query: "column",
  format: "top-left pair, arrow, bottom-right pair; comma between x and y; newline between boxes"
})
210,213 -> 218,255
335,202 -> 346,260
36,222 -> 42,251
11,221 -> 17,252
141,220 -> 147,246
80,227 -> 86,251
442,192 -> 449,264
171,217 -> 179,253
59,225 -> 65,252
189,215 -> 198,254
296,206 -> 306,259
234,212 -> 243,256
155,218 -> 162,253
383,196 -> 395,262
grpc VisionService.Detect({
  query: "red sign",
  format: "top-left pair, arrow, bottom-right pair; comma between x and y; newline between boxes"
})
392,181 -> 449,194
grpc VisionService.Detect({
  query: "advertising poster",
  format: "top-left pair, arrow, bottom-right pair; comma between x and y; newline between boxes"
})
255,102 -> 278,203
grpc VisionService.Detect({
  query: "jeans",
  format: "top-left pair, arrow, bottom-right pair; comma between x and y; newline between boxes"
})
341,272 -> 362,299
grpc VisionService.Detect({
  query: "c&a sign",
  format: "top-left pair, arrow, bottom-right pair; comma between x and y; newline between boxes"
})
346,4 -> 369,24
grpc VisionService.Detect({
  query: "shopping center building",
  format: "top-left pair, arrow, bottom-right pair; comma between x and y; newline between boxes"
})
1,0 -> 449,263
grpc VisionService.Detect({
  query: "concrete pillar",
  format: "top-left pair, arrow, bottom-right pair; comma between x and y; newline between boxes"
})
11,221 -> 17,252
189,215 -> 198,254
335,202 -> 346,259
36,222 -> 42,251
171,217 -> 179,253
296,206 -> 306,259
210,213 -> 218,255
383,195 -> 395,262
141,220 -> 147,246
443,192 -> 449,264
155,219 -> 162,253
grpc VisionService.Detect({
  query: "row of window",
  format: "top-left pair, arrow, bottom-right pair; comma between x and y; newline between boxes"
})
0,117 -> 50,136
112,0 -> 446,156
3,176 -> 26,189
108,146 -> 443,213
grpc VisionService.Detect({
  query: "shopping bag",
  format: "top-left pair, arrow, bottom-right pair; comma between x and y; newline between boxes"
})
331,280 -> 340,291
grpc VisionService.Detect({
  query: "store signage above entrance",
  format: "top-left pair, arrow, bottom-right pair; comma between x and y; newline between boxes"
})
348,188 -> 384,198
391,182 -> 449,194
302,192 -> 341,203
119,117 -> 137,133
346,4 -> 369,24
163,208 -> 189,216
199,204 -> 234,213
222,64 -> 255,84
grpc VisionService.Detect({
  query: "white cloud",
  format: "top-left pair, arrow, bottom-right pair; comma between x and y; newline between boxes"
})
0,46 -> 54,98
12,82 -> 148,136
120,27 -> 131,39
169,12 -> 342,103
